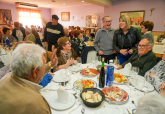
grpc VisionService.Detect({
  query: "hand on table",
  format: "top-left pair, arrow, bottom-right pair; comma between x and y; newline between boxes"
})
128,49 -> 133,54
120,49 -> 128,55
116,65 -> 122,70
50,46 -> 58,67
48,72 -> 55,77
98,51 -> 104,55
149,73 -> 157,77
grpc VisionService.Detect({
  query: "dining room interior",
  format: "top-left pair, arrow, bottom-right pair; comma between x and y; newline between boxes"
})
0,0 -> 165,114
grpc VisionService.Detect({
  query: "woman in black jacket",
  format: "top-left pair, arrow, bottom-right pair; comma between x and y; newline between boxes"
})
113,15 -> 141,64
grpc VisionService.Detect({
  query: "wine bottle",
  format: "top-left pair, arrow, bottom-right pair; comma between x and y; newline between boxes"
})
99,57 -> 105,88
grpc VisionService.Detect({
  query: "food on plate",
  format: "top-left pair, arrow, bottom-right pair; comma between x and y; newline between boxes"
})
76,79 -> 95,89
102,86 -> 128,102
113,73 -> 127,83
82,91 -> 102,103
80,68 -> 99,76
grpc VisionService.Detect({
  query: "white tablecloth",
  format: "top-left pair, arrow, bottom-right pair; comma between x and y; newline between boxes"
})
0,48 -> 12,65
153,44 -> 165,54
40,64 -> 158,114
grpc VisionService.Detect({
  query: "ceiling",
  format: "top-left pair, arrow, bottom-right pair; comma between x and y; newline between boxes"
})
0,0 -> 112,9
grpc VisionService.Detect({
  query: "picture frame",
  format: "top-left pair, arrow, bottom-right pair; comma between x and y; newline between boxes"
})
61,12 -> 70,21
120,10 -> 145,27
0,9 -> 12,25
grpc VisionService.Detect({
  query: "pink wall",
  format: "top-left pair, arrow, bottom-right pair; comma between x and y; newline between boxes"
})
50,5 -> 104,28
0,2 -> 51,27
104,0 -> 165,31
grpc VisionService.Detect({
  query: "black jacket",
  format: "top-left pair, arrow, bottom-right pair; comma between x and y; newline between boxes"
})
113,27 -> 141,53
12,27 -> 26,41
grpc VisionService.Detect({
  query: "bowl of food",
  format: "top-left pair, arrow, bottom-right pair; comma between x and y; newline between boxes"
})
80,88 -> 105,108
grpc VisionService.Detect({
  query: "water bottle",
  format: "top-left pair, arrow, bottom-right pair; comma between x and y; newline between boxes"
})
6,38 -> 11,48
85,35 -> 88,42
106,60 -> 114,86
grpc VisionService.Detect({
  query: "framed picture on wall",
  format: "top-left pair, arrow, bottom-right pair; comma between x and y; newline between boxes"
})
120,10 -> 145,27
0,9 -> 12,25
61,12 -> 70,21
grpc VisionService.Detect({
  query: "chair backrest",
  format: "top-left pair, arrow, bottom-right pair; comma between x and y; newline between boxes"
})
86,50 -> 97,63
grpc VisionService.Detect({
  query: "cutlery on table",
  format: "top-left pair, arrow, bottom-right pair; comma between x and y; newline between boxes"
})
81,108 -> 85,114
132,101 -> 137,107
127,109 -> 131,114
68,104 -> 81,114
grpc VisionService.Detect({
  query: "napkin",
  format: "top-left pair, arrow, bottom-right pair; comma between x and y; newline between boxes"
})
0,47 -> 6,54
124,63 -> 132,70
57,87 -> 69,104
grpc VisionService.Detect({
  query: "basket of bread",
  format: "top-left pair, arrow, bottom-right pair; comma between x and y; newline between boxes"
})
80,88 -> 105,108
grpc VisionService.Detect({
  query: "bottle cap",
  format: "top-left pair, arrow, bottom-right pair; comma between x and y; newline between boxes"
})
109,60 -> 113,63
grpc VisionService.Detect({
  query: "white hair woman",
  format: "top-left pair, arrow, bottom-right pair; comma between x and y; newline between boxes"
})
135,94 -> 165,114
24,28 -> 36,43
0,43 -> 58,114
113,15 -> 141,64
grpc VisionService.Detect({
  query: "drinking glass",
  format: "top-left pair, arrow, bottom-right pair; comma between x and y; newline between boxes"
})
77,57 -> 82,64
113,59 -> 120,68
106,81 -> 113,104
114,87 -> 124,107
131,67 -> 139,78
60,70 -> 67,86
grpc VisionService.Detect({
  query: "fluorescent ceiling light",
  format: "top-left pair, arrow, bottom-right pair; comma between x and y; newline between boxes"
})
82,1 -> 84,2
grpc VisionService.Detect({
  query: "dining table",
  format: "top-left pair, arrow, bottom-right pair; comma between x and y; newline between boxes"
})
40,63 -> 158,114
0,47 -> 12,66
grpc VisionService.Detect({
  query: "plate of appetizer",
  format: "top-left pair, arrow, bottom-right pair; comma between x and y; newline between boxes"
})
80,68 -> 99,77
113,73 -> 128,84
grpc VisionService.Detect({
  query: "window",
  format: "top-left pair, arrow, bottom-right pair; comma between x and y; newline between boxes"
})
17,7 -> 42,28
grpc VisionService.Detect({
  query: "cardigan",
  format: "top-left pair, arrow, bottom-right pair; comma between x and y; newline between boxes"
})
122,49 -> 157,76
0,72 -> 51,114
12,27 -> 26,41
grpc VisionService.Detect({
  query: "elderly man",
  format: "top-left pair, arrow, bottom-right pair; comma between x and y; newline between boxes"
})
117,38 -> 157,76
94,16 -> 116,63
44,14 -> 64,51
0,43 -> 58,113
24,28 -> 36,43
64,28 -> 70,37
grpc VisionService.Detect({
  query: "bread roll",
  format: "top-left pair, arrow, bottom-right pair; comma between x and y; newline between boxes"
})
87,91 -> 94,95
82,92 -> 86,100
86,98 -> 94,103
86,92 -> 91,99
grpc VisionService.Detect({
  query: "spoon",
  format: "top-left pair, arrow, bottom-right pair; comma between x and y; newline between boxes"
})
81,108 -> 85,114
132,101 -> 137,107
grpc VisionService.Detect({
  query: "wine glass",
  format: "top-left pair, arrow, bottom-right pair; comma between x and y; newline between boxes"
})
114,87 -> 124,108
131,67 -> 139,78
106,81 -> 113,104
60,70 -> 67,87
113,59 -> 120,68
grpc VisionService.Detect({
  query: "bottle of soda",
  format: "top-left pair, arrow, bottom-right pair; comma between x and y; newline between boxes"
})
106,60 -> 114,86
99,57 -> 105,88
6,38 -> 11,48
85,35 -> 88,42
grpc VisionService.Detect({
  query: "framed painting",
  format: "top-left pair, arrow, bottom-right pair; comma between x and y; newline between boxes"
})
61,12 -> 70,21
0,9 -> 12,25
120,10 -> 145,27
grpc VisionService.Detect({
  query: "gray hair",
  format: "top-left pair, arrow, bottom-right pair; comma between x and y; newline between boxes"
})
135,94 -> 165,114
143,38 -> 154,47
11,43 -> 45,78
102,16 -> 111,22
25,28 -> 32,34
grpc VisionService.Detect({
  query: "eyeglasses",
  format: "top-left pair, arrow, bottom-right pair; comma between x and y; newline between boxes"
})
103,20 -> 112,23
138,44 -> 149,48
66,42 -> 71,45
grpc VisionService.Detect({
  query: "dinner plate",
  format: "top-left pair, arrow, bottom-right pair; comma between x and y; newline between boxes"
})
52,69 -> 71,83
113,74 -> 128,85
67,63 -> 82,72
73,79 -> 97,90
49,92 -> 75,111
102,87 -> 129,105
95,107 -> 122,114
80,68 -> 99,77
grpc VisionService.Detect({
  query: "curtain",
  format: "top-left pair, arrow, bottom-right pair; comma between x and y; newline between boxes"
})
17,7 -> 42,28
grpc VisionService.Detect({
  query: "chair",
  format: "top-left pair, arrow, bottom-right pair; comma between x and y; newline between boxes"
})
157,57 -> 162,63
86,50 -> 97,63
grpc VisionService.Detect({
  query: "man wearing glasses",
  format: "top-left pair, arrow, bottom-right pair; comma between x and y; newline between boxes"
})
117,38 -> 157,76
94,16 -> 116,63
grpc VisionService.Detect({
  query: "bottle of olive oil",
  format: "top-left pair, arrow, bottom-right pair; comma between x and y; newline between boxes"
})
99,57 -> 105,88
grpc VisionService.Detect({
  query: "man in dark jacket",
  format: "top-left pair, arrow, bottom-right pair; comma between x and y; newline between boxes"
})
117,38 -> 157,76
44,15 -> 64,51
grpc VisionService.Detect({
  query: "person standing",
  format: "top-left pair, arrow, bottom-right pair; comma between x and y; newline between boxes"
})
44,15 -> 64,51
94,16 -> 116,63
113,15 -> 141,64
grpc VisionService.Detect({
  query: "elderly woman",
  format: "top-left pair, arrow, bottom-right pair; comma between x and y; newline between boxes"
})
144,51 -> 165,92
2,27 -> 16,44
56,37 -> 78,70
24,28 -> 36,43
12,22 -> 26,41
113,15 -> 141,64
141,21 -> 154,42
71,30 -> 86,56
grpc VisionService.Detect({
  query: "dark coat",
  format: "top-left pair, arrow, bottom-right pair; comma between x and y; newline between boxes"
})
12,27 -> 26,41
113,27 -> 141,53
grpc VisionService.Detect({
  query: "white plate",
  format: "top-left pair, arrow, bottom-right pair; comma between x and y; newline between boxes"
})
95,107 -> 122,114
49,92 -> 75,111
52,69 -> 71,82
67,64 -> 82,72
73,79 -> 97,89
